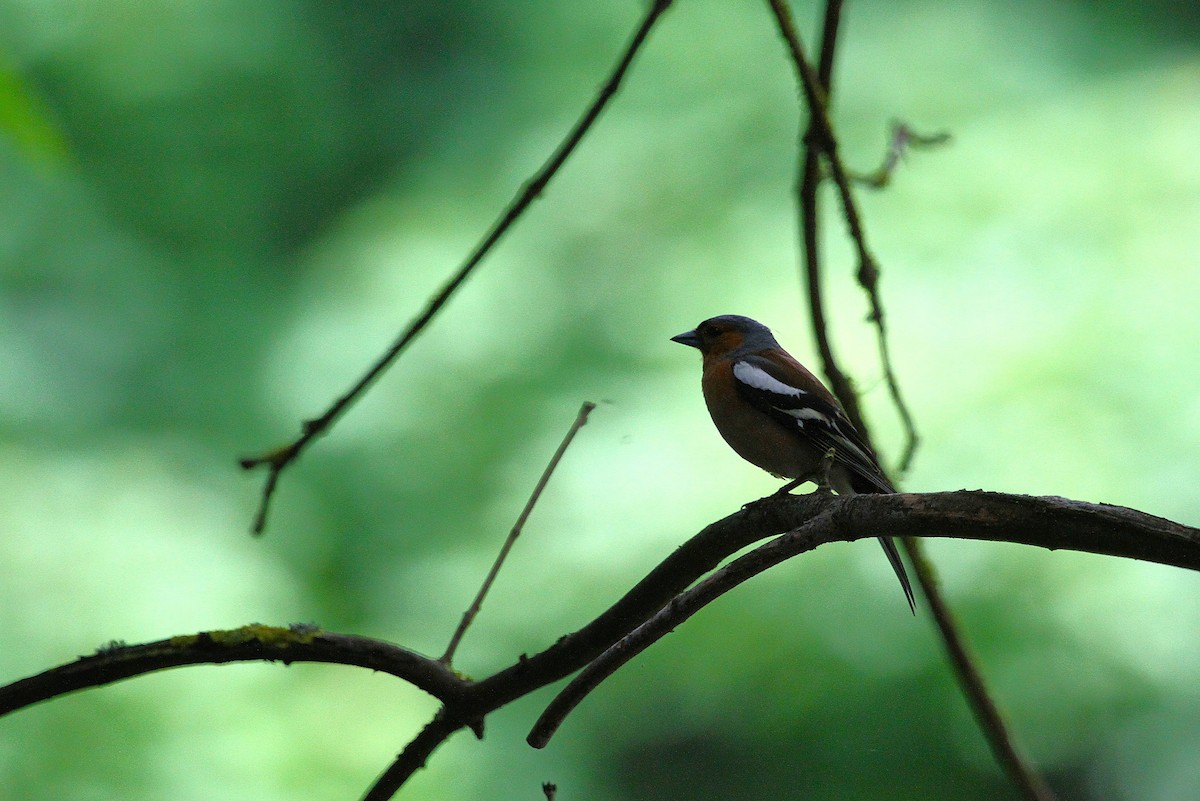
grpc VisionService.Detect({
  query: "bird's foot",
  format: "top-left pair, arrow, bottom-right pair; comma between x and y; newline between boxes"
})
812,448 -> 838,495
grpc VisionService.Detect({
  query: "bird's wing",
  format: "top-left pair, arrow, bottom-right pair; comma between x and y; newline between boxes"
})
731,354 -> 893,493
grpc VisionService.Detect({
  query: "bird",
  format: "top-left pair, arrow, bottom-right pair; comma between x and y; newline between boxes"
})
671,314 -> 916,613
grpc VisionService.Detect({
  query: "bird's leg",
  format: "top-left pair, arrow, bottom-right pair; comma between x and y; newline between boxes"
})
772,449 -> 838,497
773,477 -> 805,496
812,447 -> 838,495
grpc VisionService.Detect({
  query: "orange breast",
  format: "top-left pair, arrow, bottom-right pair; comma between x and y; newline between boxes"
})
700,361 -> 819,480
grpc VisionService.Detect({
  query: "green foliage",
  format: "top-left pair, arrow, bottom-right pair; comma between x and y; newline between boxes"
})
1,1 -> 1198,799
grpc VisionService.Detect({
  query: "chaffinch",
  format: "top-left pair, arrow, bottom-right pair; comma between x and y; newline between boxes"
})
672,314 -> 916,613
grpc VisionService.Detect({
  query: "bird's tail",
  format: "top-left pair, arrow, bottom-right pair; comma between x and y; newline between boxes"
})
877,536 -> 916,614
831,472 -> 915,613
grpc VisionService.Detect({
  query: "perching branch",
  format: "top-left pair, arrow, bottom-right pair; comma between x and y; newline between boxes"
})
442,401 -> 597,665
4,491 -> 1198,798
529,511 -> 838,748
529,490 -> 1200,747
238,0 -> 676,535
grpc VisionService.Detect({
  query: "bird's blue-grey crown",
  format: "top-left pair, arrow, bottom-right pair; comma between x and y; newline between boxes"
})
671,314 -> 781,352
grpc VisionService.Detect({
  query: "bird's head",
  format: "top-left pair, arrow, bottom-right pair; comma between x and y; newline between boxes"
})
671,314 -> 779,357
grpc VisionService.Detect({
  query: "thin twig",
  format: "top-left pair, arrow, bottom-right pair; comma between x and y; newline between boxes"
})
874,313 -> 920,471
902,539 -> 1058,801
239,0 -> 676,535
769,3 -> 1055,800
850,121 -> 951,190
441,402 -> 597,665
767,0 -> 918,466
796,0 -> 872,438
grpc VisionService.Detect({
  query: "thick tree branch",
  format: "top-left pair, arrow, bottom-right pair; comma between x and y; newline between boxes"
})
529,513 -> 836,747
0,625 -> 465,718
364,710 -> 467,801
5,492 -> 1195,797
530,491 -> 1200,746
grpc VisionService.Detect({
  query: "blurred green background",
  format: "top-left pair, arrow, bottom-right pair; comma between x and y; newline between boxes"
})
1,0 -> 1198,799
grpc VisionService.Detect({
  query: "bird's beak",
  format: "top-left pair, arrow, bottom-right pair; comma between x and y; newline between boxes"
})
670,328 -> 702,349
